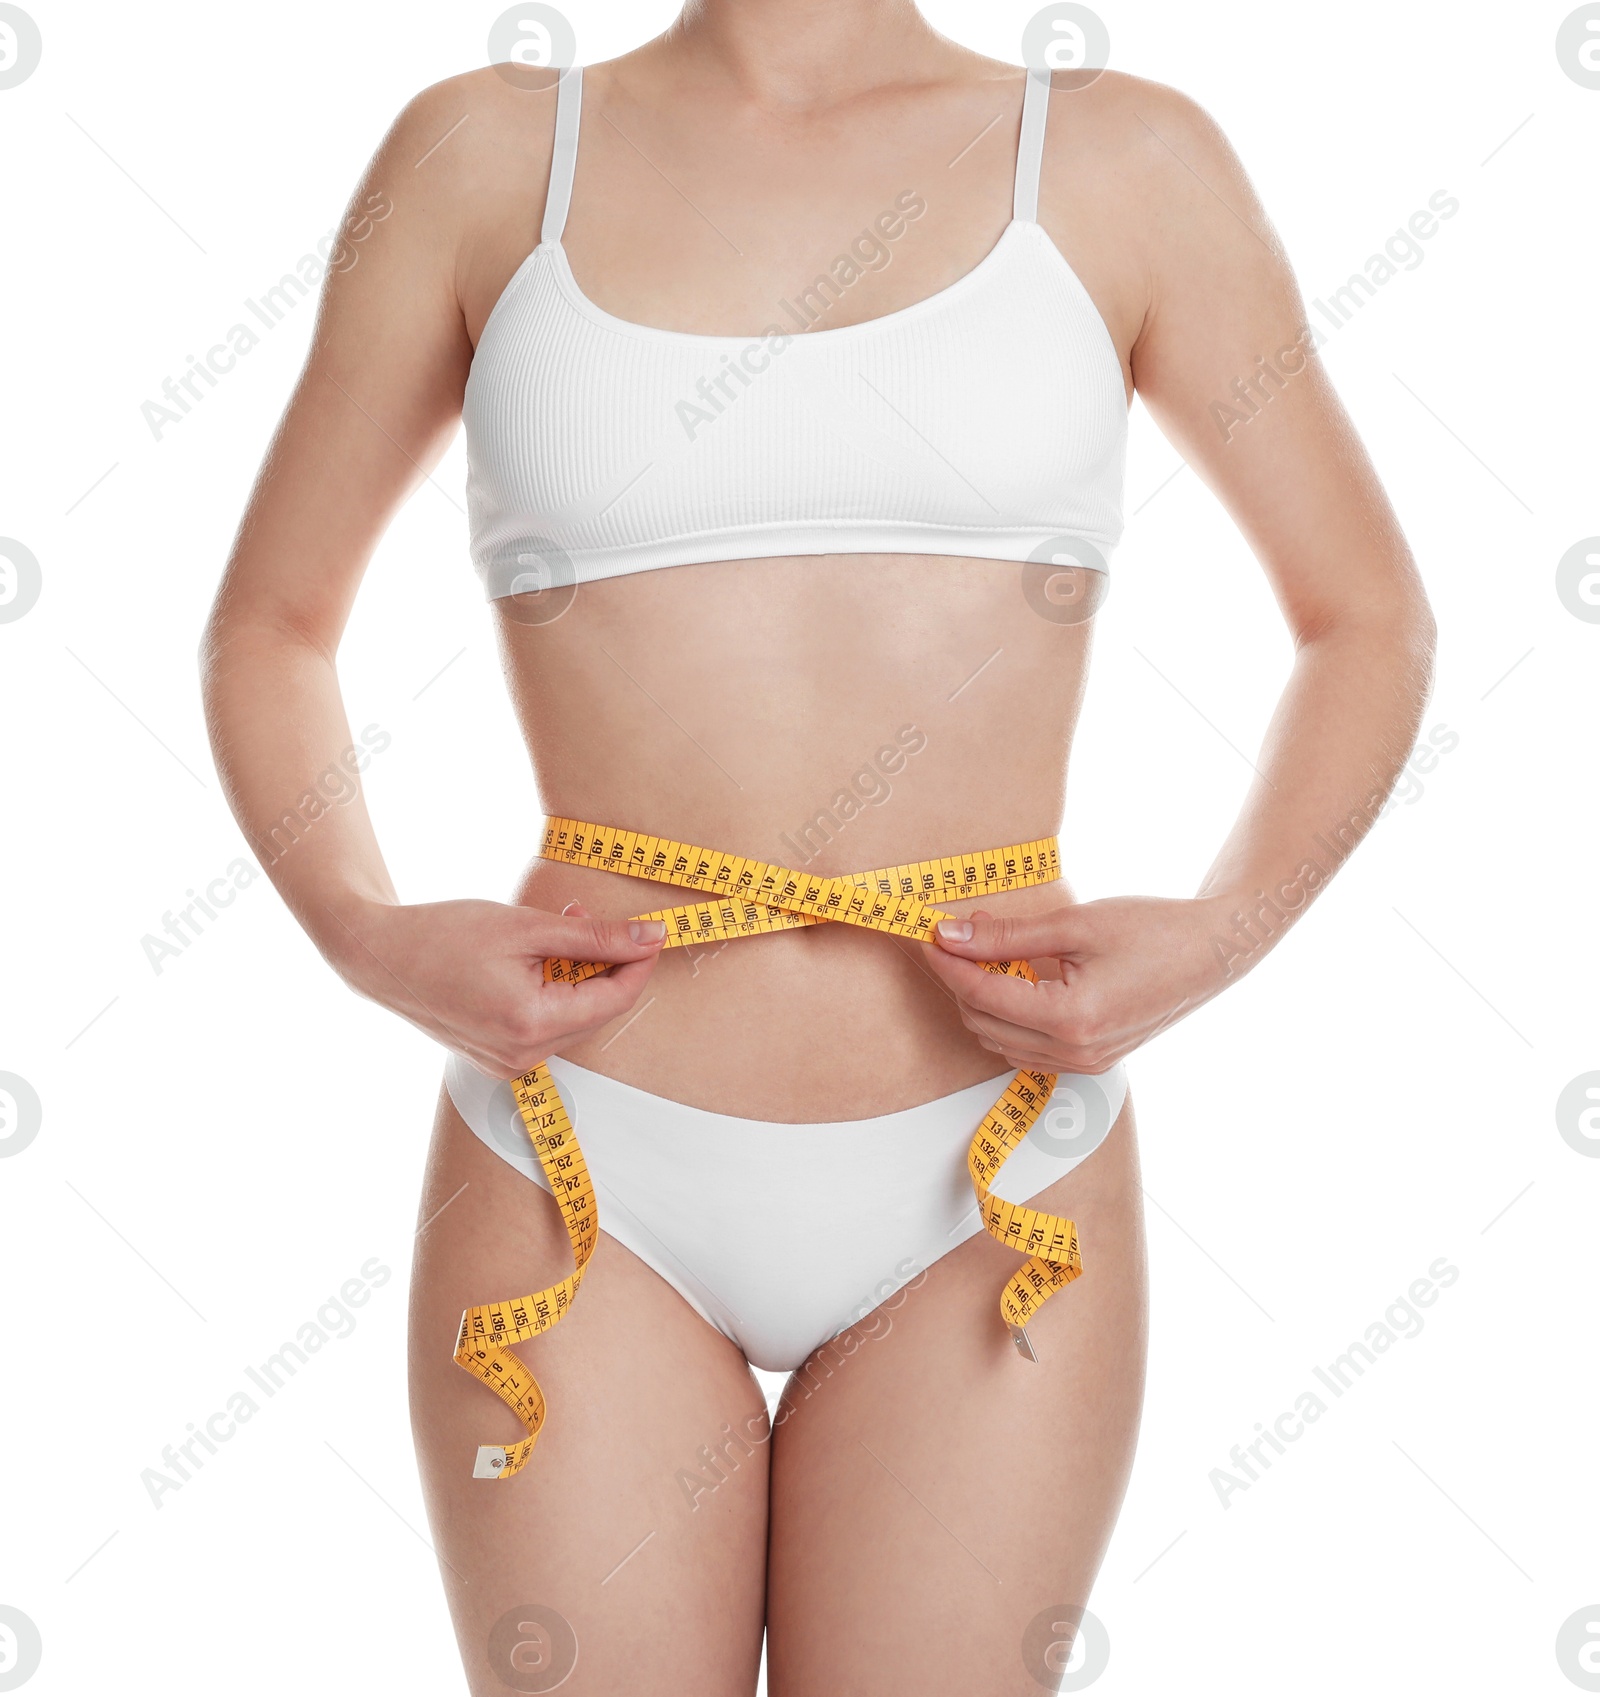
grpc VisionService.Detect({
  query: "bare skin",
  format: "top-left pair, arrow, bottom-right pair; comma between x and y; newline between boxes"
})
201,2 -> 1435,1691
410,1083 -> 1145,1695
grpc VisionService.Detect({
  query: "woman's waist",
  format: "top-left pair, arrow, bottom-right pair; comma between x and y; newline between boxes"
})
511,799 -> 1073,905
550,917 -> 1042,1118
519,845 -> 1075,1120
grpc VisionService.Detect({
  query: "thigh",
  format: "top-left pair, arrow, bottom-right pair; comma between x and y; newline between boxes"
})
765,1095 -> 1149,1697
409,1087 -> 769,1697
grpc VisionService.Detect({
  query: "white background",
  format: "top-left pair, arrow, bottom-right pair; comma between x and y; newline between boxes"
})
2,1 -> 1596,1692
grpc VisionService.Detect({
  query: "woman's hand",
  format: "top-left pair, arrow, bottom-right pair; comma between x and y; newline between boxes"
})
919,896 -> 1238,1075
329,896 -> 666,1078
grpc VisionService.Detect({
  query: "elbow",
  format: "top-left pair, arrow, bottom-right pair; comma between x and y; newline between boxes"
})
197,608 -> 220,687
197,592 -> 238,712
1410,595 -> 1439,704
1298,566 -> 1437,659
197,568 -> 240,689
197,603 -> 222,704
1293,577 -> 1438,709
1389,566 -> 1438,705
197,589 -> 339,695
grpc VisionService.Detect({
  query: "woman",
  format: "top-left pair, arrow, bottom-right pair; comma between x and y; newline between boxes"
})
201,2 -> 1434,1690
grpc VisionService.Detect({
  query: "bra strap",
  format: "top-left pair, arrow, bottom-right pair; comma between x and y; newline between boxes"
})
541,65 -> 583,245
1012,68 -> 1051,224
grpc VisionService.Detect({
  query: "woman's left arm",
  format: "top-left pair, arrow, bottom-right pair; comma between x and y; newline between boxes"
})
922,78 -> 1437,1075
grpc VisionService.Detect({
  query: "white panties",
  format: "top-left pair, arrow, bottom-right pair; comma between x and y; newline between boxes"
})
443,1051 -> 1128,1372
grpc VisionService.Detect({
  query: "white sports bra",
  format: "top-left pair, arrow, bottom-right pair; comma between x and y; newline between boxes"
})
463,66 -> 1128,597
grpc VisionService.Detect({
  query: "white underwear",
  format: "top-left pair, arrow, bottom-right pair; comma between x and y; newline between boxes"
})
443,1051 -> 1128,1373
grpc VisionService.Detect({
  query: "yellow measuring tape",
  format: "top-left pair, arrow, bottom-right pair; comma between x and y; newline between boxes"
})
455,818 -> 1081,1480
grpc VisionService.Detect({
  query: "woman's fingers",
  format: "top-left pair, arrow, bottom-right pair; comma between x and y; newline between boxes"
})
531,953 -> 661,1043
930,903 -> 1094,965
920,940 -> 1065,1023
525,906 -> 668,963
969,1015 -> 1086,1071
959,1001 -> 1068,1057
922,934 -> 1121,1071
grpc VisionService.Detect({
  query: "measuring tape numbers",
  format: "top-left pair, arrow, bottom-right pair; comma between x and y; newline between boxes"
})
455,818 -> 1081,1479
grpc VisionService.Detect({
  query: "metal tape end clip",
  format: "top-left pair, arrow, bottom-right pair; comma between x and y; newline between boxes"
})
473,1445 -> 510,1479
1009,1323 -> 1039,1363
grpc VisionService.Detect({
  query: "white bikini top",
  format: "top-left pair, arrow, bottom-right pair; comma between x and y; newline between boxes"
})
463,66 -> 1127,597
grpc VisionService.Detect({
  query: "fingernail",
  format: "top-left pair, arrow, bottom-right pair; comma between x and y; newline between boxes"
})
561,900 -> 581,916
936,920 -> 973,942
629,920 -> 666,943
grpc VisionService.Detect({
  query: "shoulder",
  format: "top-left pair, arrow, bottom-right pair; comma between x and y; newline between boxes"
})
1050,69 -> 1228,142
329,65 -> 566,328
1038,69 -> 1288,284
1039,68 -> 1257,204
369,64 -> 563,222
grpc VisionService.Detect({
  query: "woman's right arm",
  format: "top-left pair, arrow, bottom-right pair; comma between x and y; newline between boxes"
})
199,74 -> 664,1078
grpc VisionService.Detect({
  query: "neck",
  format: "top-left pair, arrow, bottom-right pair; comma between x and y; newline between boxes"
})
660,0 -> 946,105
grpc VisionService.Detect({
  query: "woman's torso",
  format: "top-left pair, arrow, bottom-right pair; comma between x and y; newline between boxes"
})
456,51 -> 1145,1118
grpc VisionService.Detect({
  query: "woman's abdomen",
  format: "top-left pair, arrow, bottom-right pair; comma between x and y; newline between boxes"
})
498,551 -> 1095,1119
